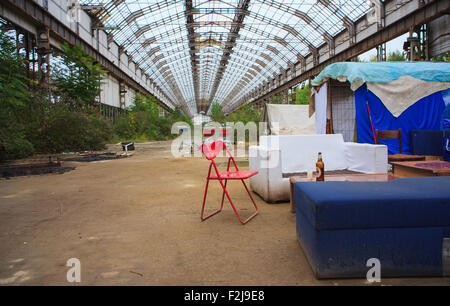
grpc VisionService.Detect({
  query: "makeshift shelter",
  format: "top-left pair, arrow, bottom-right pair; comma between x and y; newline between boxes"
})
311,62 -> 450,154
250,101 -> 386,203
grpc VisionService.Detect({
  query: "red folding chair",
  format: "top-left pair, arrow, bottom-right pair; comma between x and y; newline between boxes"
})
220,129 -> 230,138
201,140 -> 259,225
203,129 -> 215,138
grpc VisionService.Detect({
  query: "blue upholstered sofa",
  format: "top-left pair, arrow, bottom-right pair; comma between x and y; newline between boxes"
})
293,176 -> 450,279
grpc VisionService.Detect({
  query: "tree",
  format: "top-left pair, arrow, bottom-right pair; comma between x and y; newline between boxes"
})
368,49 -> 406,62
0,31 -> 34,160
210,102 -> 225,123
295,84 -> 310,105
114,93 -> 193,142
225,103 -> 261,124
431,52 -> 450,62
0,31 -> 30,108
1,33 -> 114,160
269,95 -> 282,104
52,42 -> 106,111
369,54 -> 378,62
387,50 -> 406,62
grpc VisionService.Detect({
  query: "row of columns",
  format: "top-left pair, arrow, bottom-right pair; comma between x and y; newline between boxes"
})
7,23 -> 135,116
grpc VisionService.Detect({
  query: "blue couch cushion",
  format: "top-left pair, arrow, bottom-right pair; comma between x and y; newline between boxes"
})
294,176 -> 450,231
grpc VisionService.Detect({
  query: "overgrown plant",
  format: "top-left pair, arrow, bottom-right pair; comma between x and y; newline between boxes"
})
210,102 -> 225,123
0,33 -> 112,160
295,84 -> 310,105
225,103 -> 262,125
431,52 -> 450,62
0,31 -> 192,161
0,31 -> 34,160
369,49 -> 407,62
224,103 -> 262,142
0,31 -> 31,107
52,42 -> 106,111
114,94 -> 192,142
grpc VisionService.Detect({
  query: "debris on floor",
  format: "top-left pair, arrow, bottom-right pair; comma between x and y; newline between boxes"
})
62,152 -> 131,162
0,157 -> 75,178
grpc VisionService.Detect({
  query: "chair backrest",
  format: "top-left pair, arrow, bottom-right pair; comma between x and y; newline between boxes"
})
201,140 -> 226,160
375,129 -> 402,153
259,134 -> 348,172
203,129 -> 215,137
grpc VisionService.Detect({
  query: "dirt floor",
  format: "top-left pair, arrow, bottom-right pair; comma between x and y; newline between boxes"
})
0,141 -> 449,286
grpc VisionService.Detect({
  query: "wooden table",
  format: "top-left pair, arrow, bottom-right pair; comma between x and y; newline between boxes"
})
388,154 -> 425,163
289,173 -> 397,213
391,160 -> 450,178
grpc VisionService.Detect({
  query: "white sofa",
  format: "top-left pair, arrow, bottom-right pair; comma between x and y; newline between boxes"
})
249,134 -> 388,202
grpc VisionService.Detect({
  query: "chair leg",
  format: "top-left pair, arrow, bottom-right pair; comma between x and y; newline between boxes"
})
217,179 -> 259,225
200,178 -> 223,221
220,179 -> 228,209
239,179 -> 259,224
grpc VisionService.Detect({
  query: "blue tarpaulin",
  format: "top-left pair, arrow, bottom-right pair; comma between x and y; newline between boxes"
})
355,85 -> 446,154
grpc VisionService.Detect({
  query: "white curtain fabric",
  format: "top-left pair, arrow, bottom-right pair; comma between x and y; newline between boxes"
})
367,76 -> 450,117
267,104 -> 316,135
314,83 -> 328,134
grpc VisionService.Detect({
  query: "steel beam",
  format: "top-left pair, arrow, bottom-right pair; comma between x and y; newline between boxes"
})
206,0 -> 251,112
185,0 -> 200,113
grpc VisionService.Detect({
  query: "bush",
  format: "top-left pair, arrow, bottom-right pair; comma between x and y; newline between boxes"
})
210,102 -> 225,123
52,42 -> 106,110
114,115 -> 135,141
29,104 -> 112,153
224,103 -> 263,142
0,30 -> 34,160
0,111 -> 35,160
0,30 -> 192,161
0,31 -> 114,161
225,103 -> 262,125
295,84 -> 310,105
113,94 -> 193,142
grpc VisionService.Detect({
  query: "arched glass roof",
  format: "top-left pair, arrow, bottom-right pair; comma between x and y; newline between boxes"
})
79,0 -> 372,114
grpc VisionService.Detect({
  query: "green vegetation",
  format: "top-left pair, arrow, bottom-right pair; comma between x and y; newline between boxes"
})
367,54 -> 378,62
3,26 -> 444,162
52,42 -> 106,110
114,94 -> 192,142
431,52 -> 450,62
225,103 -> 262,125
387,50 -> 407,62
207,102 -> 262,125
0,30 -> 34,160
0,31 -> 190,161
367,49 -> 450,63
368,50 -> 407,62
210,102 -> 225,123
295,84 -> 310,105
267,84 -> 310,105
0,31 -> 113,160
213,102 -> 263,142
269,95 -> 284,104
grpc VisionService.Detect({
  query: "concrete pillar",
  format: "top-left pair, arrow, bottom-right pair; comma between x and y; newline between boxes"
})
119,81 -> 127,109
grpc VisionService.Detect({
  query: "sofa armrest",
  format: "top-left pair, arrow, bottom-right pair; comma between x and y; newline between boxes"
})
249,146 -> 285,202
249,145 -> 281,170
344,142 -> 388,173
